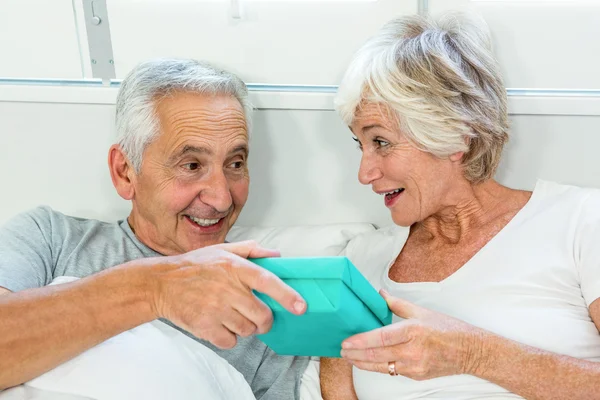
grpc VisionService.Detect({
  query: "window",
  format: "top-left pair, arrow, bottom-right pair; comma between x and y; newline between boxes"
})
428,0 -> 600,89
0,0 -> 418,86
106,0 -> 415,84
0,0 -> 83,79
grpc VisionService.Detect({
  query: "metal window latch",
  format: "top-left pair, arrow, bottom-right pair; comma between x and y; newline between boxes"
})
82,0 -> 116,83
91,1 -> 102,25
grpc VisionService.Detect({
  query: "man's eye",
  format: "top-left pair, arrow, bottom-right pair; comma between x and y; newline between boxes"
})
183,163 -> 200,171
230,161 -> 244,169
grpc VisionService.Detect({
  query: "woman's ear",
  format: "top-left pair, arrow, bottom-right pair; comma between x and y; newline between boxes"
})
108,144 -> 136,200
450,135 -> 470,163
449,151 -> 465,162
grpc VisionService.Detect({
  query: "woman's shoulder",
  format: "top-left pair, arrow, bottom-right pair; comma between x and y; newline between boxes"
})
533,180 -> 600,212
523,180 -> 600,235
535,179 -> 600,198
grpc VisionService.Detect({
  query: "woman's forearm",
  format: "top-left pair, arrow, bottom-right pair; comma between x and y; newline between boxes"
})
320,357 -> 358,400
471,332 -> 600,400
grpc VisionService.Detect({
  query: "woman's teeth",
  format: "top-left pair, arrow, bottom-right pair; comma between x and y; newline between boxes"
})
188,216 -> 221,227
383,188 -> 404,196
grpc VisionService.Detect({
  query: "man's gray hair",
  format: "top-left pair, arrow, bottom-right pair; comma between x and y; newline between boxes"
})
335,13 -> 509,183
115,58 -> 252,172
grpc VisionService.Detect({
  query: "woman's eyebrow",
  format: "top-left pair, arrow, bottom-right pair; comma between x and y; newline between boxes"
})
363,124 -> 384,133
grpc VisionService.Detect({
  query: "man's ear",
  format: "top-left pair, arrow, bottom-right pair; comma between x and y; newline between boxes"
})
108,144 -> 136,200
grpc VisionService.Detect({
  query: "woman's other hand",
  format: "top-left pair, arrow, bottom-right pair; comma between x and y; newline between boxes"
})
340,290 -> 489,380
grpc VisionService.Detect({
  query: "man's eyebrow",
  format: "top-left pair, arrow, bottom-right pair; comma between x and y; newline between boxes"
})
170,145 -> 212,161
230,144 -> 249,156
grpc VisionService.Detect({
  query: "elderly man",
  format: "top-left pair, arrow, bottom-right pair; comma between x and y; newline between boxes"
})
0,59 -> 308,398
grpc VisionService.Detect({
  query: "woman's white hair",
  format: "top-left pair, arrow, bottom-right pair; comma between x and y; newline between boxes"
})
115,58 -> 252,172
335,12 -> 509,183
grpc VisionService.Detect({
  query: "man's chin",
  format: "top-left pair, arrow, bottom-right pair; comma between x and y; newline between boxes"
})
184,228 -> 227,251
184,235 -> 226,251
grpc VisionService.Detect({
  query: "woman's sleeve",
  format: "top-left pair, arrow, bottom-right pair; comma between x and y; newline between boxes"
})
574,190 -> 600,307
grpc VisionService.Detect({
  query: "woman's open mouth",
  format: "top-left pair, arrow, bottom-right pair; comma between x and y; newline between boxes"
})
383,188 -> 405,207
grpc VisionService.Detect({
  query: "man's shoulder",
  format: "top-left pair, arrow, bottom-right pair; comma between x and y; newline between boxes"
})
2,206 -> 154,280
1,205 -> 137,261
4,206 -> 120,235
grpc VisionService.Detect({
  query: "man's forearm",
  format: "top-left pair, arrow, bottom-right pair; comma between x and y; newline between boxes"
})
0,263 -> 156,389
471,332 -> 600,400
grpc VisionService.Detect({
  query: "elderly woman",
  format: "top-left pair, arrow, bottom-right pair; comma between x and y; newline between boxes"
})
320,13 -> 600,400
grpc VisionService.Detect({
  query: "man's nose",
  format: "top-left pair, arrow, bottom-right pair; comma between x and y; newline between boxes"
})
358,152 -> 382,185
200,169 -> 233,213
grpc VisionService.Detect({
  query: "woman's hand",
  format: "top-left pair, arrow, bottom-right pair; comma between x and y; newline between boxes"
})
340,290 -> 488,380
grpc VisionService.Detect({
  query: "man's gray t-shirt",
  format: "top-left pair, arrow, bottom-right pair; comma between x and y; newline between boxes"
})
0,206 -> 309,400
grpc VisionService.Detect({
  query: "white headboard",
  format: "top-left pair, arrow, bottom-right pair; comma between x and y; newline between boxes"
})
0,93 -> 599,227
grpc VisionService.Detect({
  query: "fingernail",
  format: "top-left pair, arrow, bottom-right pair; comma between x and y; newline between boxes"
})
340,350 -> 347,357
380,289 -> 389,297
342,341 -> 354,349
294,301 -> 306,313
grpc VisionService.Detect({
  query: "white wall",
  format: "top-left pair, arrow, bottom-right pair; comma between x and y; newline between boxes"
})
0,98 -> 598,227
0,101 -> 124,223
496,115 -> 600,190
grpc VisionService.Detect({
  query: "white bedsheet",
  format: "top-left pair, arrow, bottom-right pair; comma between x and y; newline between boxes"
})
2,277 -> 255,400
1,276 -> 324,400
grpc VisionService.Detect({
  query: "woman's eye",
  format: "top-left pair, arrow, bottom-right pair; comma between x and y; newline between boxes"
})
352,137 -> 363,150
183,163 -> 200,171
374,139 -> 390,148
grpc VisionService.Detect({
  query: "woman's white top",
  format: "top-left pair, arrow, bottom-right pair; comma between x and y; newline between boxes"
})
346,180 -> 600,400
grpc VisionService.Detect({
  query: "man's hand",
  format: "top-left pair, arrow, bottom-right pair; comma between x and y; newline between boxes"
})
146,240 -> 307,349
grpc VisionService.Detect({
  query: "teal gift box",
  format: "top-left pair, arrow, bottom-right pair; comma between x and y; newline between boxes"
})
249,256 -> 392,357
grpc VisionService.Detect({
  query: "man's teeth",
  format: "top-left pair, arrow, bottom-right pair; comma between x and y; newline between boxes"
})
188,216 -> 221,227
382,188 -> 404,196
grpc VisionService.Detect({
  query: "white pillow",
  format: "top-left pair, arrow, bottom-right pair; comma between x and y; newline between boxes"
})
299,360 -> 322,400
1,386 -> 93,400
227,223 -> 376,257
17,277 -> 256,400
